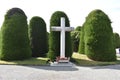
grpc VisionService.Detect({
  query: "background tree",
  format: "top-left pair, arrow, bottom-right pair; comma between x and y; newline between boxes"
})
71,26 -> 81,52
78,24 -> 85,54
28,16 -> 48,57
0,8 -> 31,60
48,11 -> 73,60
83,9 -> 116,61
0,31 -> 1,53
113,33 -> 120,48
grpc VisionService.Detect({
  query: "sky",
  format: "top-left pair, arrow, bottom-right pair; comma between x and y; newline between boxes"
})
0,0 -> 120,34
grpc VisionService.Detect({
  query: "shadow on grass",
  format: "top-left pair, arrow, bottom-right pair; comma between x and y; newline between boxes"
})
73,58 -> 120,66
0,57 -> 79,71
0,57 -> 48,65
72,57 -> 120,70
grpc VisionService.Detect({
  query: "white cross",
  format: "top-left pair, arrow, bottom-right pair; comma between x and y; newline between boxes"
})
51,17 -> 74,58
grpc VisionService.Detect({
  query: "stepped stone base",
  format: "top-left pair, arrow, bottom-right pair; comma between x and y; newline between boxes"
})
50,62 -> 75,67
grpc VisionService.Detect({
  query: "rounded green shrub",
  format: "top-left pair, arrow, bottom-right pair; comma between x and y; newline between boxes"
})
48,11 -> 73,60
28,16 -> 48,57
0,8 -> 31,60
84,9 -> 116,61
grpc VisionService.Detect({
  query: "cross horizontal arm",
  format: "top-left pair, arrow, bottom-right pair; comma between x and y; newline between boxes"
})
51,27 -> 74,31
51,27 -> 61,31
64,27 -> 74,31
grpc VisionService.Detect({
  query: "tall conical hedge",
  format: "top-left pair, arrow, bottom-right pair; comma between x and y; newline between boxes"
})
0,8 -> 31,60
48,11 -> 73,60
83,9 -> 116,61
28,16 -> 48,57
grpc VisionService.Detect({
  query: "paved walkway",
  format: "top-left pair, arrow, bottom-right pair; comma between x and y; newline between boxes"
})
0,64 -> 120,80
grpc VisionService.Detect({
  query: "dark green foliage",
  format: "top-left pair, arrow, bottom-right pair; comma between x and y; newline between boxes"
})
29,16 -> 48,57
47,32 -> 49,48
113,33 -> 120,48
48,11 -> 73,60
0,8 -> 31,60
78,24 -> 85,54
0,31 -> 1,53
5,8 -> 26,19
75,26 -> 81,31
71,26 -> 81,52
84,9 -> 116,61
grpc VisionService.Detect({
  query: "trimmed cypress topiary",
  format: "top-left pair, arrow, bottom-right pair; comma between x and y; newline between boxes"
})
84,9 -> 116,61
0,8 -> 31,60
48,11 -> 73,60
28,16 -> 48,57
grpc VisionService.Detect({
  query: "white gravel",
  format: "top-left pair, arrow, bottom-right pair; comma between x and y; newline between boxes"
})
0,65 -> 120,80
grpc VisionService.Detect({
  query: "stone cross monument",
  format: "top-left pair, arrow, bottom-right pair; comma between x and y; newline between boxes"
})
51,17 -> 74,66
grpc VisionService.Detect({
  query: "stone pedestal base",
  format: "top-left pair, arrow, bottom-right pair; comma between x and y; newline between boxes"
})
50,62 -> 75,67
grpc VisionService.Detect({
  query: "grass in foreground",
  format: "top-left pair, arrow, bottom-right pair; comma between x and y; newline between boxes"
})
0,57 -> 49,65
72,52 -> 120,66
0,53 -> 120,66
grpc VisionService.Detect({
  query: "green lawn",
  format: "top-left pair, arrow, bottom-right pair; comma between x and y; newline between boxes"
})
0,53 -> 120,66
0,57 -> 49,65
72,52 -> 120,66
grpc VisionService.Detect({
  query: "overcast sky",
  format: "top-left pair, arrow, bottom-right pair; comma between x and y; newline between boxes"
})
0,0 -> 120,34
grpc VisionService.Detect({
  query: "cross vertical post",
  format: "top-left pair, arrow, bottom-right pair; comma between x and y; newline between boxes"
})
61,17 -> 65,58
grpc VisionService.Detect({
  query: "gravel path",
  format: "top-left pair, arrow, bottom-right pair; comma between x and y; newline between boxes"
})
0,64 -> 120,80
